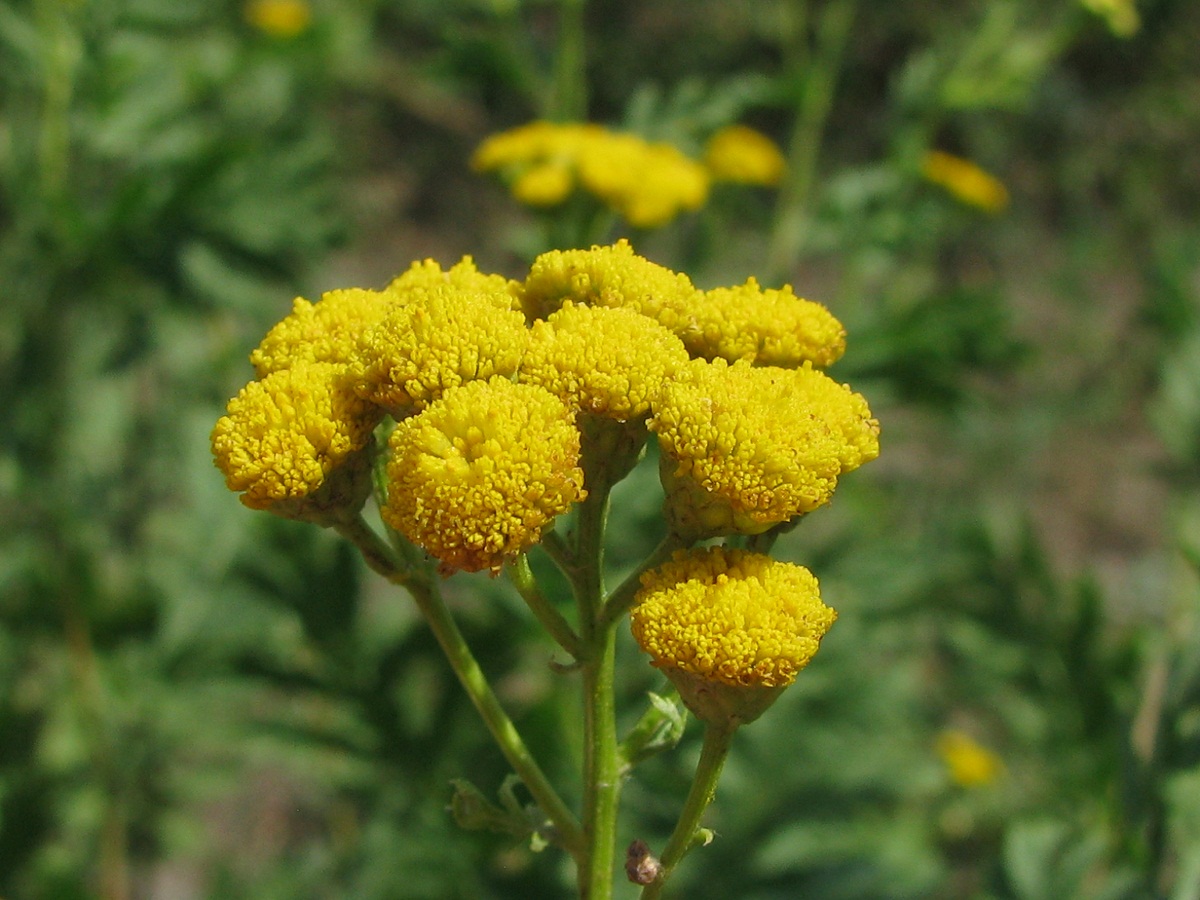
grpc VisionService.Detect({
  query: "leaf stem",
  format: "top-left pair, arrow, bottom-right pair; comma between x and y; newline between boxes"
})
507,554 -> 583,659
639,722 -> 739,900
336,515 -> 585,860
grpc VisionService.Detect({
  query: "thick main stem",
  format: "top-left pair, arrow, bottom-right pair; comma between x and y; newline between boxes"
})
640,722 -> 738,900
573,479 -> 622,898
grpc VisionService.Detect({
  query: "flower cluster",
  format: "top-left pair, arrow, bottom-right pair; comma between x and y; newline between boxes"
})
473,121 -> 785,228
213,241 -> 877,687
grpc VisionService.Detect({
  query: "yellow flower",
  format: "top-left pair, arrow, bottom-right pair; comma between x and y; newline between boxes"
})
921,150 -> 1009,214
382,377 -> 587,573
1079,0 -> 1139,36
631,548 -> 835,724
211,362 -> 381,515
244,0 -> 312,38
470,121 -> 598,173
684,277 -> 846,368
577,133 -> 710,228
512,161 -> 575,207
520,240 -> 698,330
519,303 -> 690,422
936,730 -> 1005,788
473,121 -> 710,228
250,288 -> 396,377
650,358 -> 880,538
703,125 -> 787,187
386,256 -> 522,310
350,282 -> 530,416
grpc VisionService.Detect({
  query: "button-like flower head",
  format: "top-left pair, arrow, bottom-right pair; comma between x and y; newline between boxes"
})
577,134 -> 710,229
387,256 -> 522,311
211,362 -> 382,518
685,277 -> 846,368
631,547 -> 836,724
250,288 -> 396,377
519,303 -> 690,422
351,283 -> 530,416
521,240 -> 698,329
703,125 -> 786,187
650,358 -> 880,538
382,378 -> 587,574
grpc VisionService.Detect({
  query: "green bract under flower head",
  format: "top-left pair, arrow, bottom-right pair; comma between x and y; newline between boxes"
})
382,377 -> 587,574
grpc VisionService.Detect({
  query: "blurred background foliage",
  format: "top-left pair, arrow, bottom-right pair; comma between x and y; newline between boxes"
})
2,0 -> 1200,897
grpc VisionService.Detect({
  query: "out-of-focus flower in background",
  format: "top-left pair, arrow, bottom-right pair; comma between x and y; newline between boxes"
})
936,730 -> 1005,788
921,150 -> 1010,214
703,125 -> 787,187
244,0 -> 312,39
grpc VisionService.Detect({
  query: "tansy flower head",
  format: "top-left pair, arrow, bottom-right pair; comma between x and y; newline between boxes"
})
685,278 -> 846,368
921,150 -> 1009,214
520,240 -> 698,330
211,362 -> 382,518
244,0 -> 311,38
519,303 -> 690,422
387,256 -> 522,311
631,547 -> 835,724
382,377 -> 587,574
703,125 -> 786,187
250,288 -> 396,377
936,730 -> 1005,788
650,358 -> 880,538
577,134 -> 710,228
473,122 -> 710,228
350,282 -> 530,416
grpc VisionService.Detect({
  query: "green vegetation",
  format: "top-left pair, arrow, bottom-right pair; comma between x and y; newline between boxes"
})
3,1 -> 1199,897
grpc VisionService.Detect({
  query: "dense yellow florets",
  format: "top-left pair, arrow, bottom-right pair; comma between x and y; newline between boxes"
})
684,278 -> 847,368
387,256 -> 522,311
350,283 -> 530,415
650,358 -> 880,536
520,240 -> 698,329
382,378 -> 587,573
921,150 -> 1009,214
211,362 -> 381,511
703,125 -> 786,187
631,547 -> 836,688
250,288 -> 396,377
519,303 -> 690,421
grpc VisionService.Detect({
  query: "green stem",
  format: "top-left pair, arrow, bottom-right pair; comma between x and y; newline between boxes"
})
766,0 -> 857,281
599,533 -> 687,629
549,0 -> 588,121
572,479 -> 623,898
336,516 -> 585,860
640,722 -> 739,900
506,554 -> 583,659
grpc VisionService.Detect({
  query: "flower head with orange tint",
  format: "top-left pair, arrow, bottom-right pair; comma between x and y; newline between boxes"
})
922,150 -> 1009,214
